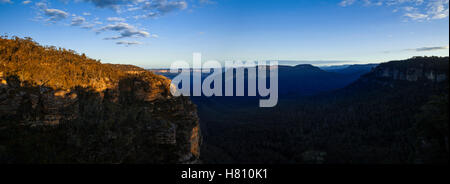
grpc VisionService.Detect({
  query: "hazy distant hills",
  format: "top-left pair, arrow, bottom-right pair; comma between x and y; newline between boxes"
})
277,64 -> 376,96
321,64 -> 378,75
151,63 -> 378,97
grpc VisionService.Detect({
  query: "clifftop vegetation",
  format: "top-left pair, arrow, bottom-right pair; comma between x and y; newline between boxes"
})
376,56 -> 449,72
0,36 -> 168,92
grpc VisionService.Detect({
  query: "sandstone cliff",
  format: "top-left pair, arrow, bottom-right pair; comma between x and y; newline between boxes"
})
359,56 -> 449,85
0,36 -> 200,163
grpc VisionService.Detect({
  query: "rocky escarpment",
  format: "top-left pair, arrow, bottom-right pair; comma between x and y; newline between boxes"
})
362,56 -> 449,83
0,36 -> 200,163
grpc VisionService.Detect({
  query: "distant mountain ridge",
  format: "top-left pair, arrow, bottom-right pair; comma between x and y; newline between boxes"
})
151,63 -> 376,97
323,64 -> 378,75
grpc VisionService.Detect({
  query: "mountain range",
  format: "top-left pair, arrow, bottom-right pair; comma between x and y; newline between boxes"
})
0,36 -> 448,164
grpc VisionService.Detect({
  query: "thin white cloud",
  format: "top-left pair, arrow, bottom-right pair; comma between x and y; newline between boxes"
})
107,17 -> 126,22
116,40 -> 143,46
142,0 -> 187,15
71,16 -> 86,26
81,24 -> 95,29
385,45 -> 450,53
339,0 -> 356,7
22,1 -> 32,5
81,0 -> 139,9
98,22 -> 134,32
404,6 -> 417,11
97,22 -> 150,39
43,8 -> 69,21
0,0 -> 12,4
127,7 -> 141,11
34,2 -> 69,22
409,45 -> 449,51
339,0 -> 449,21
199,0 -> 216,5
404,12 -> 428,20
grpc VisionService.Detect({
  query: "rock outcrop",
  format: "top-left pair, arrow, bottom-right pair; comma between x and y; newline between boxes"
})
0,36 -> 200,163
365,56 -> 449,83
358,56 -> 449,87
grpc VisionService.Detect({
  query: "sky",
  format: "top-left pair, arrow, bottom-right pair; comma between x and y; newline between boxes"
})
0,0 -> 449,68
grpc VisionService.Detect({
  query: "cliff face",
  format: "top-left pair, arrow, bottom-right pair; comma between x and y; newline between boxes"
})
0,37 -> 200,163
373,66 -> 447,82
359,56 -> 449,85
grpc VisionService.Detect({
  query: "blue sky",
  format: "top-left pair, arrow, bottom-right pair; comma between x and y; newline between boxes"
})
0,0 -> 449,68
